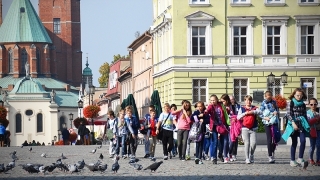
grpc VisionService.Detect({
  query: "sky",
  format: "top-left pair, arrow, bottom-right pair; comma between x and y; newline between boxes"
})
2,0 -> 153,87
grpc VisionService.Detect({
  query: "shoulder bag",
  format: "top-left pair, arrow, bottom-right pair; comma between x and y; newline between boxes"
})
157,113 -> 171,140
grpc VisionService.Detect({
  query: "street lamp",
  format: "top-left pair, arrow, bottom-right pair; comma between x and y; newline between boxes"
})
280,72 -> 288,86
267,72 -> 288,87
69,113 -> 74,128
78,99 -> 83,118
267,72 -> 275,87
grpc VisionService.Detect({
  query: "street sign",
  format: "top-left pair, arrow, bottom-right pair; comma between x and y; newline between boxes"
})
303,82 -> 312,88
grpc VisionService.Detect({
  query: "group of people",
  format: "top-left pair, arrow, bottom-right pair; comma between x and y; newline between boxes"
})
101,87 -> 320,167
21,140 -> 45,146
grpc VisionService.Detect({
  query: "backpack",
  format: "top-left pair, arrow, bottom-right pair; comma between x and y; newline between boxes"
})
188,122 -> 203,142
241,106 -> 257,129
272,125 -> 281,144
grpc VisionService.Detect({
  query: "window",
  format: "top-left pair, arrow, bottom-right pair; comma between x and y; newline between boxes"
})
233,0 -> 249,2
16,113 -> 22,133
8,49 -> 13,73
301,78 -> 315,101
192,27 -> 206,55
298,0 -> 319,5
21,48 -> 28,73
59,116 -> 65,130
234,79 -> 248,102
36,48 -> 41,73
267,26 -> 281,55
186,11 -> 214,64
233,26 -> 247,55
265,0 -> 285,6
189,0 -> 210,6
37,113 -> 43,133
230,0 -> 251,6
301,26 -> 314,54
53,18 -> 61,34
267,78 -> 282,96
192,79 -> 207,103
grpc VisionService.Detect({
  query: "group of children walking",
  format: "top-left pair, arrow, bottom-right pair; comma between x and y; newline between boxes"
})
103,87 -> 320,167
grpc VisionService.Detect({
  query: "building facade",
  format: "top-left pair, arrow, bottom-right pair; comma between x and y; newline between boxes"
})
151,0 -> 320,107
128,31 -> 153,118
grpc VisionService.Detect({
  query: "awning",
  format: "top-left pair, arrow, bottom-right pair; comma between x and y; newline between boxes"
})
88,114 -> 108,125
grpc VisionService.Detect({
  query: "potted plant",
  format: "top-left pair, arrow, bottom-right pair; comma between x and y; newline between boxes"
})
73,117 -> 88,129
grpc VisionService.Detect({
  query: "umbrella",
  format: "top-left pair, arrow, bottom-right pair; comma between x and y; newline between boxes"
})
150,90 -> 162,118
121,98 -> 127,110
125,94 -> 139,120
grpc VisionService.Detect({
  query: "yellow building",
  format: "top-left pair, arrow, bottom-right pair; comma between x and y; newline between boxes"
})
151,0 -> 320,106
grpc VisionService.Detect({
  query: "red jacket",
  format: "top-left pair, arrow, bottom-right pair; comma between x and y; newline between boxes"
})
205,104 -> 216,130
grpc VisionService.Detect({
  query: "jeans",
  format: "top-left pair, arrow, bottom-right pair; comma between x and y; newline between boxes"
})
109,138 -> 115,155
229,137 -> 238,156
116,135 -> 127,156
196,138 -> 204,159
309,130 -> 320,161
149,136 -> 157,157
218,133 -> 230,158
172,139 -> 177,155
144,134 -> 150,155
206,130 -> 218,158
265,125 -> 276,157
177,129 -> 189,158
162,129 -> 173,156
291,130 -> 306,161
241,128 -> 257,160
129,134 -> 138,157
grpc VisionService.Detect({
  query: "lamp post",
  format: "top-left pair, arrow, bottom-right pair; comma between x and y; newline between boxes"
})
267,72 -> 288,87
86,86 -> 96,145
69,113 -> 74,128
267,72 -> 275,87
280,72 -> 288,85
78,100 -> 83,118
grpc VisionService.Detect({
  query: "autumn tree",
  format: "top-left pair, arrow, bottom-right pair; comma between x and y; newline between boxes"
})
98,62 -> 110,87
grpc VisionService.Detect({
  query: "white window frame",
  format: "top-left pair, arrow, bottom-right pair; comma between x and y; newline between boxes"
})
300,77 -> 317,101
233,78 -> 249,103
186,11 -> 214,65
230,0 -> 251,6
227,16 -> 255,65
294,15 -> 320,65
261,16 -> 289,65
189,0 -> 210,7
298,0 -> 320,6
53,18 -> 61,34
265,0 -> 286,6
192,79 -> 208,104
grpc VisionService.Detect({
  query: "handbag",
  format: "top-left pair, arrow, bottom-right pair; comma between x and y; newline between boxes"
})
310,126 -> 317,138
157,113 -> 171,140
216,123 -> 228,135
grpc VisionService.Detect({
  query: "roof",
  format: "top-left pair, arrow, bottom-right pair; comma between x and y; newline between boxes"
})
82,56 -> 92,76
127,30 -> 151,50
54,91 -> 79,107
10,77 -> 46,94
0,0 -> 52,44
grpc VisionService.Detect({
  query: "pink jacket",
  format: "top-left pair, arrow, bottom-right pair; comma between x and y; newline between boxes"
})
172,110 -> 192,130
205,104 -> 216,130
230,115 -> 242,142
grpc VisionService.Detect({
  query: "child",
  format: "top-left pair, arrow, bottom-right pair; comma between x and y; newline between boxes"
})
220,94 -> 232,163
124,106 -> 140,160
171,104 -> 178,157
237,95 -> 261,164
115,109 -> 128,159
229,95 -> 241,161
148,109 -> 158,160
259,91 -> 279,163
307,98 -> 320,166
283,88 -> 309,167
105,110 -> 118,158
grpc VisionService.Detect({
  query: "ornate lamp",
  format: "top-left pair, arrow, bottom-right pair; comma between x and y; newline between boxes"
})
267,72 -> 275,87
69,113 -> 74,128
281,72 -> 288,85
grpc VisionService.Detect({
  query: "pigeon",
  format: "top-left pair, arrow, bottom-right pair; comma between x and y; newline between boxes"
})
144,161 -> 163,172
68,164 -> 79,174
130,163 -> 143,170
11,154 -> 18,160
99,153 -> 103,160
47,164 -> 57,173
9,151 -> 17,155
21,145 -> 24,148
20,163 -> 43,174
7,159 -> 15,169
129,158 -> 139,164
150,157 -> 156,162
41,153 -> 47,158
76,160 -> 85,169
85,160 -> 101,172
0,163 -> 5,173
303,161 -> 309,170
90,148 -> 97,154
61,153 -> 67,159
39,166 -> 49,174
98,144 -> 102,149
111,159 -> 120,173
98,164 -> 108,173
29,147 -> 32,152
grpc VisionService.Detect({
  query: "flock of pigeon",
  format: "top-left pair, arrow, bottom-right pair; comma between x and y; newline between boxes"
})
0,145 -> 164,175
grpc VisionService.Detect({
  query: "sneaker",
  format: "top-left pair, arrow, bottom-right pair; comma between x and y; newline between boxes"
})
315,160 -> 320,166
185,155 -> 191,160
268,156 -> 275,163
224,157 -> 229,163
309,159 -> 315,166
169,152 -> 172,159
218,154 -> 224,162
182,156 -> 186,161
212,158 -> 217,164
151,157 -> 156,161
249,155 -> 254,163
109,154 -> 114,158
195,158 -> 199,164
232,155 -> 237,161
229,155 -> 234,162
245,159 -> 251,164
144,154 -> 150,158
206,156 -> 211,161
122,155 -> 127,159
199,160 -> 204,164
290,160 -> 299,167
163,156 -> 168,160
296,158 -> 305,165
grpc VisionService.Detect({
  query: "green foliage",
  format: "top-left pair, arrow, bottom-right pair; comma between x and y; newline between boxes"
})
257,116 -> 265,133
98,62 -> 110,87
111,54 -> 130,64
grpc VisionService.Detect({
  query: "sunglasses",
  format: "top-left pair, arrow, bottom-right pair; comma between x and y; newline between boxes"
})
310,104 -> 318,106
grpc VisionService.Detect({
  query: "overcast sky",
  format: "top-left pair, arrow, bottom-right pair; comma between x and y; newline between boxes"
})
2,0 -> 153,87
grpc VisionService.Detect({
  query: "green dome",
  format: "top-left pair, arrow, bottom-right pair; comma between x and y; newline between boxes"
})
82,57 -> 92,76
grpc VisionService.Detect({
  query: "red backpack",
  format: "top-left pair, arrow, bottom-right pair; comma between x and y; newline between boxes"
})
242,106 -> 257,129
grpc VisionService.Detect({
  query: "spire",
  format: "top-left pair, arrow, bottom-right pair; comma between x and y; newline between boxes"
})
86,53 -> 89,67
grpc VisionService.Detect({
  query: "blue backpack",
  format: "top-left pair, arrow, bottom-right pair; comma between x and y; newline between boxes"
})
272,125 -> 281,143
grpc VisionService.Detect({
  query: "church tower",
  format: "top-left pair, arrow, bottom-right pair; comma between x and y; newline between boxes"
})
0,0 -> 2,25
38,0 -> 82,86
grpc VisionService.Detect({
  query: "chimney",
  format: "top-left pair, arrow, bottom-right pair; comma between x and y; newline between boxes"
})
8,84 -> 14,91
65,84 -> 70,92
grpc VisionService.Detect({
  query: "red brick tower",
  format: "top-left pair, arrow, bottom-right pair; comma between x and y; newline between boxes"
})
38,0 -> 82,86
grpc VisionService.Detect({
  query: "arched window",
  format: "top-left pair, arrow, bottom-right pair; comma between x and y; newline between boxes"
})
21,48 -> 28,73
8,49 -> 13,73
36,48 -> 41,73
15,113 -> 22,133
59,116 -> 65,130
37,113 -> 43,133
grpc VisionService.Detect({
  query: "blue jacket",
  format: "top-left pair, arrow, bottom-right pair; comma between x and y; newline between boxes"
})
282,115 -> 310,142
125,115 -> 139,135
0,125 -> 5,134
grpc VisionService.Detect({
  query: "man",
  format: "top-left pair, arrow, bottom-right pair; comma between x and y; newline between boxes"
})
142,105 -> 157,158
62,127 -> 70,145
78,121 -> 86,145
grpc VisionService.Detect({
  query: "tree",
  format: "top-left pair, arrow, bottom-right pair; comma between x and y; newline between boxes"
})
98,62 -> 110,87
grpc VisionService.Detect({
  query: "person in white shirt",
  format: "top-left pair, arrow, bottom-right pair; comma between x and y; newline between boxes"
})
104,110 -> 118,158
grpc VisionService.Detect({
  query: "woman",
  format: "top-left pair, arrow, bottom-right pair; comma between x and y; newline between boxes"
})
307,98 -> 320,166
172,100 -> 192,161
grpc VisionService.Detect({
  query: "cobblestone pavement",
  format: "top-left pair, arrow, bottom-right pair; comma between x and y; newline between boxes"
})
0,144 -> 319,180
